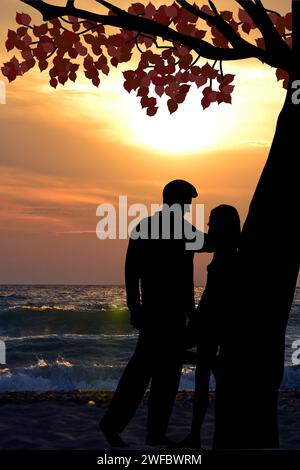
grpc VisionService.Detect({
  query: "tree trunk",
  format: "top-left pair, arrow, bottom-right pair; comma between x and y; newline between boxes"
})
213,70 -> 300,448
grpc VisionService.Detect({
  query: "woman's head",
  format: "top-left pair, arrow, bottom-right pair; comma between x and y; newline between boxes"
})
208,205 -> 241,251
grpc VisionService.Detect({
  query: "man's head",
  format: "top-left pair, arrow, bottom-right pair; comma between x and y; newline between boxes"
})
163,180 -> 198,212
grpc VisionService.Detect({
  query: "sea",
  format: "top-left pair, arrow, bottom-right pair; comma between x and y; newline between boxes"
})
0,285 -> 299,392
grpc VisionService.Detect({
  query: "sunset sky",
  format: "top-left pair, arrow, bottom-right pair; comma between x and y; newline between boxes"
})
0,0 -> 295,285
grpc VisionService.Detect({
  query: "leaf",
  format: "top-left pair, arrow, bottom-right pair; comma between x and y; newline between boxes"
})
179,84 -> 190,94
75,42 -> 88,56
69,71 -> 77,82
242,22 -> 251,34
155,85 -> 164,97
285,12 -> 292,31
208,91 -> 218,102
68,16 -> 79,23
218,73 -> 235,85
102,65 -> 110,75
68,48 -> 78,59
164,5 -> 178,19
140,96 -> 149,108
16,12 -> 31,26
40,39 -> 55,54
123,80 -> 133,93
92,77 -> 100,87
238,9 -> 255,28
83,34 -> 95,45
16,26 -> 28,38
50,77 -> 58,88
5,39 -> 14,52
201,96 -> 211,110
137,86 -> 149,97
128,3 -> 145,16
268,12 -> 279,26
147,97 -> 156,107
221,11 -> 233,22
167,98 -> 178,114
201,63 -> 218,79
174,92 -> 186,104
145,2 -> 156,19
275,17 -> 286,37
176,22 -> 195,35
23,33 -> 32,47
108,34 -> 126,47
200,5 -> 214,16
218,93 -> 232,104
180,5 -> 198,23
21,49 -> 33,60
110,57 -> 119,67
123,70 -> 135,81
83,54 -> 94,70
39,59 -> 48,72
58,74 -> 68,85
146,106 -> 158,116
33,24 -> 48,37
192,29 -> 206,40
154,8 -> 169,25
276,68 -> 289,82
220,84 -> 234,93
256,37 -> 266,50
141,96 -> 156,108
195,75 -> 207,88
61,30 -> 78,47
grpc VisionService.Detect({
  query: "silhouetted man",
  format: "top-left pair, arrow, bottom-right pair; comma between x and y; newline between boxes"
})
100,180 -> 205,446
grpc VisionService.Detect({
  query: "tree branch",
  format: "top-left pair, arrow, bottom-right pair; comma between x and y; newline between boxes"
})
20,0 -> 291,70
237,0 -> 291,64
177,0 -> 291,70
177,1 -> 260,58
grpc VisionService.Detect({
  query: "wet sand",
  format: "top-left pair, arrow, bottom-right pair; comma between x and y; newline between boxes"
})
0,390 -> 299,450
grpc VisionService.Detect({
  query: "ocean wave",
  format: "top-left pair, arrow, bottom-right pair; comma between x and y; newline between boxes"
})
0,358 -> 126,392
2,333 -> 138,342
0,359 -> 299,392
8,305 -> 77,312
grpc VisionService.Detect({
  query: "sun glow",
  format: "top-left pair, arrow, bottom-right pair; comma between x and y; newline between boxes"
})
42,73 -> 238,155
123,90 -> 237,154
37,63 -> 284,157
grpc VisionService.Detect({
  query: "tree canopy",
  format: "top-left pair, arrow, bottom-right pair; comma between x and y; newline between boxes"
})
2,1 -> 293,115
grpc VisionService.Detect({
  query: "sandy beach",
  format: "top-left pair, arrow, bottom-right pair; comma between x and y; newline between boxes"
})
0,390 -> 299,450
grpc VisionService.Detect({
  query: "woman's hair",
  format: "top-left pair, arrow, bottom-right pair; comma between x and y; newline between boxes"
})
209,204 -> 241,249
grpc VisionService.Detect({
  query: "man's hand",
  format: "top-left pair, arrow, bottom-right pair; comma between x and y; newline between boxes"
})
130,305 -> 144,330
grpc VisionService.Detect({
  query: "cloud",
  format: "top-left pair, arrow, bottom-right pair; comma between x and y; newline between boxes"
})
243,140 -> 272,148
0,165 -> 119,233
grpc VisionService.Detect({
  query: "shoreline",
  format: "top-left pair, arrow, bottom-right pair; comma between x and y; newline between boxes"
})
0,390 -> 299,450
0,389 -> 299,402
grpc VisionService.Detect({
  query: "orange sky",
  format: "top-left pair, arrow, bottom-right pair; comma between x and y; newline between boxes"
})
0,0 -> 295,284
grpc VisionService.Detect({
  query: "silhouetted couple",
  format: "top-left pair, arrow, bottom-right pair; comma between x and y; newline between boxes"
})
100,180 -> 240,448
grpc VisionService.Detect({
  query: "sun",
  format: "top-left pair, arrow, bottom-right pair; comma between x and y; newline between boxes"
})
100,75 -> 238,155
122,90 -> 237,154
47,72 -> 237,156
42,64 -> 283,156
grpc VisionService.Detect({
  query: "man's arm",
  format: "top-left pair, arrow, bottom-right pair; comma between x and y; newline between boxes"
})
125,236 -> 143,329
183,220 -> 213,253
196,232 -> 214,253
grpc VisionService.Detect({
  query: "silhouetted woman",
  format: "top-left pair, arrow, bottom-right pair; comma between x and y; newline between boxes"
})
180,204 -> 241,448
